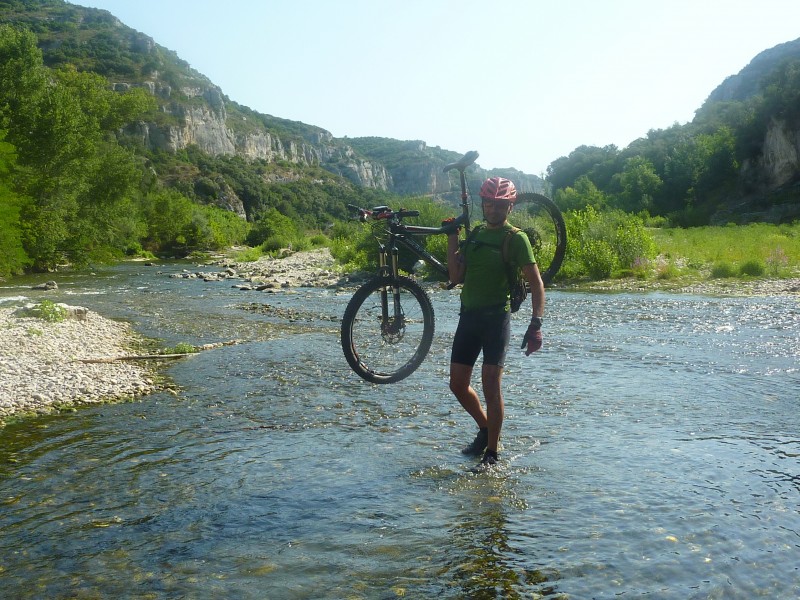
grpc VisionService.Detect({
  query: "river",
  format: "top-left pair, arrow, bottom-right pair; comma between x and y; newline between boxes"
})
1,261 -> 799,599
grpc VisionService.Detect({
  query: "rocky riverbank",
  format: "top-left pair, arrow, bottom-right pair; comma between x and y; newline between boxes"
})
171,247 -> 366,290
186,246 -> 800,299
0,305 -> 162,424
559,275 -> 800,297
3,247 -> 797,424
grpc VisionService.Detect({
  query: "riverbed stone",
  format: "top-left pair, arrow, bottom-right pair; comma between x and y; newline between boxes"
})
0,306 -> 160,422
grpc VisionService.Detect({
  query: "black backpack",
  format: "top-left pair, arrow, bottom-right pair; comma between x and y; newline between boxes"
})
462,225 -> 528,313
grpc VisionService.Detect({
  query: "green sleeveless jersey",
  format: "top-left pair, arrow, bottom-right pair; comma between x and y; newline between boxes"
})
460,224 -> 536,311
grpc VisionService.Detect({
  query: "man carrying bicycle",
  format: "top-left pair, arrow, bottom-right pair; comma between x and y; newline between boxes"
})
446,177 -> 546,468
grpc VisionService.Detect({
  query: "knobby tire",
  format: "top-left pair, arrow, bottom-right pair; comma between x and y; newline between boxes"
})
341,275 -> 435,384
516,192 -> 567,285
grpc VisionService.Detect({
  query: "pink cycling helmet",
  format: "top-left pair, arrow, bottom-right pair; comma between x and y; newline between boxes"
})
479,177 -> 517,202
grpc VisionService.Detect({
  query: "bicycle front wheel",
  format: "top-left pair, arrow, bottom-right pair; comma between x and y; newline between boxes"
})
516,192 -> 567,285
341,275 -> 435,384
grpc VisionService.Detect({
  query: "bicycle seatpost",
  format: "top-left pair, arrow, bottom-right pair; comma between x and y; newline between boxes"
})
443,150 -> 479,205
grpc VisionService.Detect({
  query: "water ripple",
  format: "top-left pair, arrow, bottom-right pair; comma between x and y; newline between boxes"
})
1,268 -> 799,598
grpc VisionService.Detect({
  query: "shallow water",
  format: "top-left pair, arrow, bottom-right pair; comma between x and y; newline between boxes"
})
1,263 -> 799,598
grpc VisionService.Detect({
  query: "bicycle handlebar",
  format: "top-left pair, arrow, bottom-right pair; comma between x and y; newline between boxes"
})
348,147 -> 477,230
346,204 -> 420,222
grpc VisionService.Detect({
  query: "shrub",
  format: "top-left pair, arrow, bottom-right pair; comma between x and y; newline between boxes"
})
247,207 -> 298,247
710,262 -> 737,278
631,257 -> 651,279
766,247 -> 788,276
561,206 -> 656,280
232,246 -> 263,262
739,259 -> 765,277
308,233 -> 328,247
27,300 -> 67,323
329,233 -> 371,272
656,262 -> 681,280
581,239 -> 617,279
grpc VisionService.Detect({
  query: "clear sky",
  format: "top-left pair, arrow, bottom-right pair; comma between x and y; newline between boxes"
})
72,0 -> 800,176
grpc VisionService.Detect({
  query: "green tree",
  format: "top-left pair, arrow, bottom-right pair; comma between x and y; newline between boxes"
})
0,132 -> 31,277
614,156 -> 662,213
546,144 -> 621,193
247,207 -> 300,250
660,126 -> 738,224
140,189 -> 197,252
201,204 -> 249,250
554,175 -> 609,212
53,65 -> 155,132
0,25 -> 154,269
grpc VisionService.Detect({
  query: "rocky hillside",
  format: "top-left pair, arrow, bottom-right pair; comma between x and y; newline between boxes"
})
705,38 -> 800,104
700,38 -> 800,221
2,0 -> 542,206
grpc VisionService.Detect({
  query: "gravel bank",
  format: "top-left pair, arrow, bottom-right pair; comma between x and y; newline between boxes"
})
3,248 -> 797,424
0,306 -> 161,423
561,276 -> 800,297
191,247 -> 368,290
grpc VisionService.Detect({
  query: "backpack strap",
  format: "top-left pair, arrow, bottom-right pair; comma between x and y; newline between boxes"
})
462,224 -> 519,268
500,226 -> 521,266
500,227 -> 522,290
461,224 -> 484,253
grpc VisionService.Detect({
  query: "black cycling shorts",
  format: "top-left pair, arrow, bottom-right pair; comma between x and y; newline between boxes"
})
450,309 -> 512,368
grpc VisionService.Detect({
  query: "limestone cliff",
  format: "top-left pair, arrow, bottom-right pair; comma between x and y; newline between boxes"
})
703,38 -> 800,223
10,1 -> 542,204
124,76 -> 546,200
731,118 -> 800,223
121,79 -> 392,191
757,119 -> 800,189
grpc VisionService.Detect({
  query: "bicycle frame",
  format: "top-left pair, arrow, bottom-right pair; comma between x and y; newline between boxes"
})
379,222 -> 450,280
364,149 -> 479,286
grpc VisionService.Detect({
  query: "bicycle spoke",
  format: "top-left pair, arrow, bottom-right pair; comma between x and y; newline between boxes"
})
352,290 -> 425,373
342,276 -> 435,383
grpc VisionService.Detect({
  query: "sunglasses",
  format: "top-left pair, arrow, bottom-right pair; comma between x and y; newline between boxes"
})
481,200 -> 513,210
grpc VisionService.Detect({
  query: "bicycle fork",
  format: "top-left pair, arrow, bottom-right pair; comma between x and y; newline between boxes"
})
378,245 -> 404,338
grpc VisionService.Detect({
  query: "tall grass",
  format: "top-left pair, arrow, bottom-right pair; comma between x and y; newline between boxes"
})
653,222 -> 800,279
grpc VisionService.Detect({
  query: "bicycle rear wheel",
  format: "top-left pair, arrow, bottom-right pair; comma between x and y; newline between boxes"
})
516,193 -> 567,285
341,275 -> 435,384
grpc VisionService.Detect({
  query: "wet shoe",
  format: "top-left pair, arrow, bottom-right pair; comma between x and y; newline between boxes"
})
470,450 -> 499,473
480,450 -> 499,467
461,428 -> 488,455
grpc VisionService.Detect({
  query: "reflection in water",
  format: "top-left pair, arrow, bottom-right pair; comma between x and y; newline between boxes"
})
1,263 -> 799,598
443,472 -> 561,599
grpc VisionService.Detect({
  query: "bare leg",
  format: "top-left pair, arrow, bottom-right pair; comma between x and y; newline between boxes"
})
449,362 -> 487,429
481,364 -> 504,452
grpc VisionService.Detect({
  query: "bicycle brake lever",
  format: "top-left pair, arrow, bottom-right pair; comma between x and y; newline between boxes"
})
370,206 -> 392,220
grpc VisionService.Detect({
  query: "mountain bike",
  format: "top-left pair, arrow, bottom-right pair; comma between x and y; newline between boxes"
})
340,150 -> 566,384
